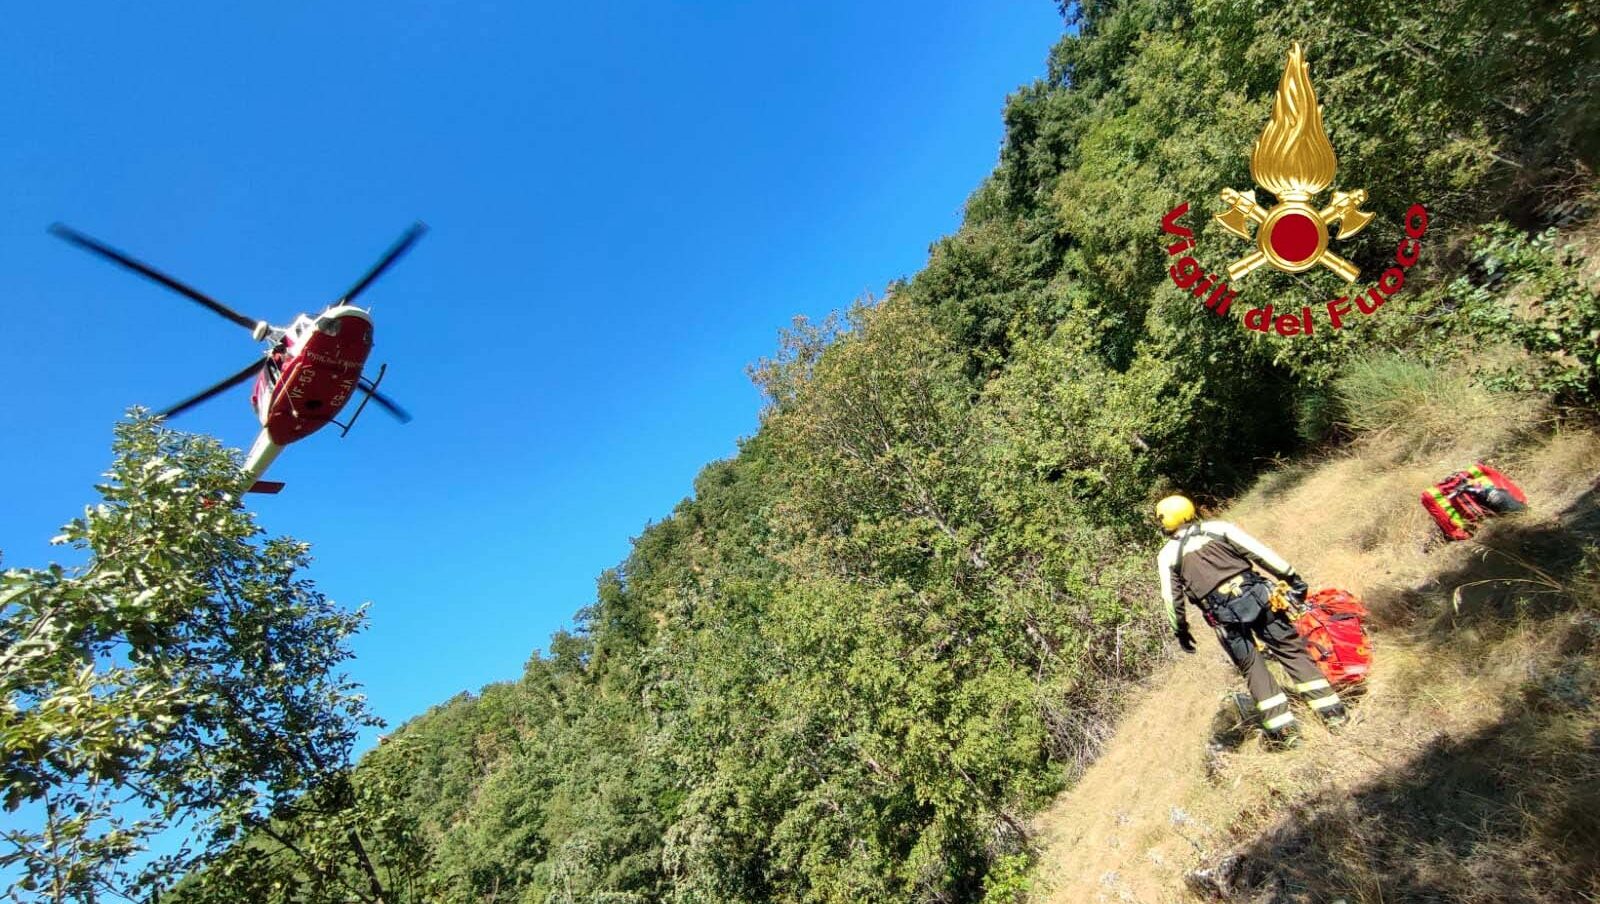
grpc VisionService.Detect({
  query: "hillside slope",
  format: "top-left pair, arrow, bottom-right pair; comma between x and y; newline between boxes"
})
1033,420 -> 1600,903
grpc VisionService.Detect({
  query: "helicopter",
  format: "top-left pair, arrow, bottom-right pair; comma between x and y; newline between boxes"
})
51,222 -> 426,494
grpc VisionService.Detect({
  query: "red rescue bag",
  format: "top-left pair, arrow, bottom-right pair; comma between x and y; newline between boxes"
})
1421,461 -> 1527,541
1293,589 -> 1372,687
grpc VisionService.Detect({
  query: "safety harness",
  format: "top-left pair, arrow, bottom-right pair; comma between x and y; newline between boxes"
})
1169,526 -> 1271,628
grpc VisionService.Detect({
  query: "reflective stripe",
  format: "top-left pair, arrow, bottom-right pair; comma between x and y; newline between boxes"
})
1256,693 -> 1288,711
1262,712 -> 1296,730
1428,488 -> 1467,528
1308,694 -> 1343,710
1295,678 -> 1331,693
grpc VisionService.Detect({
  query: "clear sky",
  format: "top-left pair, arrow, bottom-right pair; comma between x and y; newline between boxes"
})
0,2 -> 1065,746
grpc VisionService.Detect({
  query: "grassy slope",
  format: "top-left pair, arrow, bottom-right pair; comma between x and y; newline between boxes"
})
1032,408 -> 1600,903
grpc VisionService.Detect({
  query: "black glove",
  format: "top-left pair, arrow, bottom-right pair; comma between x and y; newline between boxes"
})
1175,623 -> 1197,654
1286,573 -> 1309,599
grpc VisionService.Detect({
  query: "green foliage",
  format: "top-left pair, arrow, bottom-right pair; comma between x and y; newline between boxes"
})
0,415 -> 377,902
1452,224 -> 1600,409
1292,385 -> 1340,444
173,758 -> 437,904
979,852 -> 1033,904
1330,351 -> 1501,444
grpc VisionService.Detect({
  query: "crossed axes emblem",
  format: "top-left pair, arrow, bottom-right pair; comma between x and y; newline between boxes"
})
1214,187 -> 1374,282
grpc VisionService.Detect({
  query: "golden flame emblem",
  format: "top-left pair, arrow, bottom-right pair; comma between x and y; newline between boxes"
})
1215,43 -> 1373,282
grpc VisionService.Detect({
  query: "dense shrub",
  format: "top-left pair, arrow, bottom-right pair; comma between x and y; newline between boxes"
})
1453,224 -> 1600,411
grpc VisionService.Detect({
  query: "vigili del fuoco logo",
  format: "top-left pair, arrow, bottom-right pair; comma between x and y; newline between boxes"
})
1159,42 -> 1429,338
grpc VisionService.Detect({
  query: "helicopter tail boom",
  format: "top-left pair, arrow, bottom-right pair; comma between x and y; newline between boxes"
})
243,431 -> 285,492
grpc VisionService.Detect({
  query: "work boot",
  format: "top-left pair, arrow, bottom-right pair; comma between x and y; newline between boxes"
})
1262,724 -> 1301,751
1320,704 -> 1350,731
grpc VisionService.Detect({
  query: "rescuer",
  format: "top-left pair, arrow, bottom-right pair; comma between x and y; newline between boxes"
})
1155,495 -> 1347,745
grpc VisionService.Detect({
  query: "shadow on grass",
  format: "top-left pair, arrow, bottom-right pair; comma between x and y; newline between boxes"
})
1229,692 -> 1600,903
1210,485 -> 1600,903
1239,457 -> 1329,509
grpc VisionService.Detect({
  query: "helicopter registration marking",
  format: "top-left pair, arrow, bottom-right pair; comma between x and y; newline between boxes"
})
305,349 -> 365,371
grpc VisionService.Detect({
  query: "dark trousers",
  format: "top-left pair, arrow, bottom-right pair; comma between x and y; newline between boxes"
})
1210,584 -> 1343,733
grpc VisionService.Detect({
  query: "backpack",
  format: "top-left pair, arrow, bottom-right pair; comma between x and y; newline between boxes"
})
1421,461 -> 1528,541
1292,588 -> 1372,687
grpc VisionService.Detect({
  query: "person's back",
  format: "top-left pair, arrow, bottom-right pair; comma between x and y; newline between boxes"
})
1153,496 -> 1346,745
1158,519 -> 1293,616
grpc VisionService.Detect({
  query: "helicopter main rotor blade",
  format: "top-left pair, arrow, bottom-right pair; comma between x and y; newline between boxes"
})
49,224 -> 264,332
159,358 -> 266,419
361,385 -> 413,424
334,222 -> 428,307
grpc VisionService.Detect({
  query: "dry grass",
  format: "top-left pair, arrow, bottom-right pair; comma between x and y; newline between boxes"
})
1030,400 -> 1600,903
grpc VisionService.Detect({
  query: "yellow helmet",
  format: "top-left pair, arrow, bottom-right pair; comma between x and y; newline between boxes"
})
1156,495 -> 1196,532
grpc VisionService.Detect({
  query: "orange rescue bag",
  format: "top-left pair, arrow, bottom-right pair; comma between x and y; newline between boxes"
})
1293,588 -> 1372,687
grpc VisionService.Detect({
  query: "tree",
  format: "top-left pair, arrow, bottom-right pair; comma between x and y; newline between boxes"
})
0,415 -> 379,902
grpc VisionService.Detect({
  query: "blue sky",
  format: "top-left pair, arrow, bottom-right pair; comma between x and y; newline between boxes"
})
0,2 -> 1064,746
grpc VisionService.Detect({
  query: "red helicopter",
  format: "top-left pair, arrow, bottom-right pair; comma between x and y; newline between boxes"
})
51,222 -> 425,494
